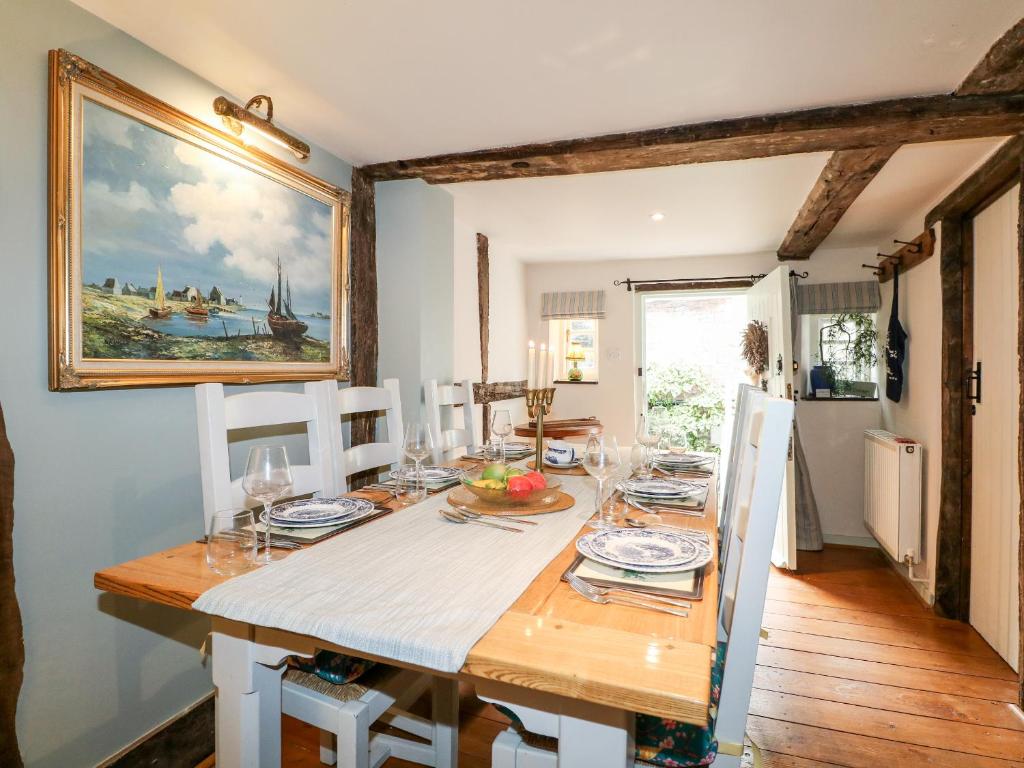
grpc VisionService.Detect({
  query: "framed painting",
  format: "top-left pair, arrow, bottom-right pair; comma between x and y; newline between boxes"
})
48,49 -> 350,390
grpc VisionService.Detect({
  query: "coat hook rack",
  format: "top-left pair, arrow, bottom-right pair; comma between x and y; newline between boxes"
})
861,263 -> 883,277
876,252 -> 901,262
893,238 -> 923,253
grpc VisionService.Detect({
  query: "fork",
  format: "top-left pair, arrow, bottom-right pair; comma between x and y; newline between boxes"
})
567,575 -> 689,617
567,572 -> 692,610
624,494 -> 706,518
449,503 -> 538,526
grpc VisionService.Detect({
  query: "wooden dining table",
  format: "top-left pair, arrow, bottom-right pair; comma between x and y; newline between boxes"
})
94,459 -> 719,768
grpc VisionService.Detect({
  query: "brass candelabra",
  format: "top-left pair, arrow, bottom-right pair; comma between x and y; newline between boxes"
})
526,387 -> 555,468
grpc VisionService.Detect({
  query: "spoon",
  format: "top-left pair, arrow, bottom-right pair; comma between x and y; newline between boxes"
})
439,509 -> 523,533
449,502 -> 538,526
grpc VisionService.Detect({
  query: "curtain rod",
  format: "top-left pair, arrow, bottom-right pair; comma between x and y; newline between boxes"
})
613,270 -> 808,291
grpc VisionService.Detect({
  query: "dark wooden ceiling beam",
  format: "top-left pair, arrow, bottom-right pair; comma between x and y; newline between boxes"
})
361,93 -> 1024,184
958,18 -> 1024,96
925,134 -> 1024,228
777,145 -> 900,260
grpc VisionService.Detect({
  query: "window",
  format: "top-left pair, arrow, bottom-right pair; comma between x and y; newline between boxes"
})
549,318 -> 599,382
805,311 -> 879,397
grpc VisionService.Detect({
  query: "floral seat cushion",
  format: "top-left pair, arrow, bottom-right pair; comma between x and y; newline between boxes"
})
494,642 -> 726,768
294,650 -> 377,686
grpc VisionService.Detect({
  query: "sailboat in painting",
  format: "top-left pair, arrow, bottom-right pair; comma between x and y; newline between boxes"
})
185,286 -> 209,319
148,266 -> 171,319
267,257 -> 308,339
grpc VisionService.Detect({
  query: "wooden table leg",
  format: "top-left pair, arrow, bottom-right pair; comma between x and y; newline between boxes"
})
211,619 -> 290,768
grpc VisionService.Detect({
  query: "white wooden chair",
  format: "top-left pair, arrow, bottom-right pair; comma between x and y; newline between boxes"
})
487,395 -> 794,768
424,379 -> 477,464
194,382 -> 457,768
320,378 -> 405,491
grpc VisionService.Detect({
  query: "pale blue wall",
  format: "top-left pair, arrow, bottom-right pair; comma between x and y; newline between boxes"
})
0,1 -> 353,764
376,180 -> 455,428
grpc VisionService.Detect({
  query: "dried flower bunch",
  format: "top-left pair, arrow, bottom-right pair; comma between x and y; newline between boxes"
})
741,320 -> 769,374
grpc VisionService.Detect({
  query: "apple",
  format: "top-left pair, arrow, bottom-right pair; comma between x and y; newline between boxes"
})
481,463 -> 508,482
523,470 -> 547,490
506,475 -> 533,499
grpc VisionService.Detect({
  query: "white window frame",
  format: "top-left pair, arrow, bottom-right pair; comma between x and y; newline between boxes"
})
548,317 -> 600,382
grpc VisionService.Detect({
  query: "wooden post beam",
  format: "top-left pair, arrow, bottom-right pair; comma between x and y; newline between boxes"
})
349,168 -> 378,486
361,93 -> 1024,185
476,233 -> 491,435
777,145 -> 900,260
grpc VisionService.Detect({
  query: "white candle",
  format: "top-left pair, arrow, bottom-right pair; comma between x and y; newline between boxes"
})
527,340 -> 536,389
539,344 -> 548,388
547,349 -> 555,388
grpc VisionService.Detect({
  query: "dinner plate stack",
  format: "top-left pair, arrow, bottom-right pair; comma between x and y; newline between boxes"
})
389,465 -> 463,488
576,528 -> 713,573
265,497 -> 376,528
620,476 -> 703,502
653,452 -> 714,473
501,441 -> 534,459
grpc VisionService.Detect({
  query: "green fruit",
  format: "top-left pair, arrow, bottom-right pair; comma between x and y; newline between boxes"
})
481,463 -> 508,481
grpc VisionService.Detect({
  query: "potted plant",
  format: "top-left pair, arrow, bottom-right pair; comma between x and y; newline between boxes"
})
819,312 -> 878,398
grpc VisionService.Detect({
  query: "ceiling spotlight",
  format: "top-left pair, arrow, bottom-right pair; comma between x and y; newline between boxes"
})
650,211 -> 666,222
213,94 -> 310,160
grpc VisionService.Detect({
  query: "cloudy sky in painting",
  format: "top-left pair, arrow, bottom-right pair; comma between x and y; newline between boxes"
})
81,99 -> 333,313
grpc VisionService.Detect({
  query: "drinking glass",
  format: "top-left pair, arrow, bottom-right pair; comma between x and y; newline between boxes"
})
403,423 -> 435,502
243,445 -> 294,564
491,409 -> 513,464
635,414 -> 659,479
583,434 -> 622,529
206,508 -> 258,575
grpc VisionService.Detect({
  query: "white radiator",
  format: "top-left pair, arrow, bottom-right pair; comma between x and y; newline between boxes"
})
864,430 -> 923,563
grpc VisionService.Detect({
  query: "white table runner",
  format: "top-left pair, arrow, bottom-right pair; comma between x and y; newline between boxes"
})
193,473 -> 596,673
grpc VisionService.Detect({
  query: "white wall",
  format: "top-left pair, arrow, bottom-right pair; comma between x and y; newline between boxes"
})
522,247 -> 881,540
452,215 -> 529,445
377,179 -> 456,429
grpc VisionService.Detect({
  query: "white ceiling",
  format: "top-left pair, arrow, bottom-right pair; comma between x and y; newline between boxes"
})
74,0 -> 1024,165
446,138 -> 1004,261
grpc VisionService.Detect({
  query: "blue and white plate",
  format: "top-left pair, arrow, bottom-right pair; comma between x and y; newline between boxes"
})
390,465 -> 462,483
621,477 -> 702,498
267,497 -> 373,527
656,453 -> 713,467
502,442 -> 533,455
577,531 -> 713,573
586,529 -> 697,567
544,456 -> 582,468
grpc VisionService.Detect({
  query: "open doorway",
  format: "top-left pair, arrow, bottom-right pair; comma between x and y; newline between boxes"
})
635,289 -> 749,483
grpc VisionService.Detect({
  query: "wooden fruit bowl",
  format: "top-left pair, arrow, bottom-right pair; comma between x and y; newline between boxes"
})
459,467 -> 562,506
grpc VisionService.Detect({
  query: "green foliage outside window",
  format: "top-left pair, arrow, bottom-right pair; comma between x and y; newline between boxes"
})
645,362 -> 726,453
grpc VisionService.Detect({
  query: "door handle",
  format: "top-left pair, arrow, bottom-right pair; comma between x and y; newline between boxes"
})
966,361 -> 982,405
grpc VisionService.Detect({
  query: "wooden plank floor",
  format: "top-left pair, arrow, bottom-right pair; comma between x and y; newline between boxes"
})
206,546 -> 1024,767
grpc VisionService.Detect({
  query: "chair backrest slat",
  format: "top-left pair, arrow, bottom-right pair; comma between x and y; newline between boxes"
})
713,395 -> 793,755
424,378 -> 477,464
194,383 -> 336,532
320,378 -> 405,491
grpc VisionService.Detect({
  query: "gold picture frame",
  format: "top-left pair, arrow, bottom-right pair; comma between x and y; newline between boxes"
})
48,49 -> 350,391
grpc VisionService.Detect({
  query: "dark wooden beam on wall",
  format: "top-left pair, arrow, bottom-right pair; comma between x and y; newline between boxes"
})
926,135 -> 1024,228
362,93 -> 1024,184
476,234 -> 491,433
778,145 -> 900,260
935,216 -> 970,621
0,403 -> 23,768
958,18 -> 1024,96
349,168 -> 378,486
473,380 -> 528,406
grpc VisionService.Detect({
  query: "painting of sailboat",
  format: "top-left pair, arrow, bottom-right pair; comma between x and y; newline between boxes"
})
49,50 -> 348,390
148,267 -> 171,319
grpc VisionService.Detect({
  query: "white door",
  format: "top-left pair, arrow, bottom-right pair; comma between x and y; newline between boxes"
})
970,185 -> 1020,671
746,266 -> 797,569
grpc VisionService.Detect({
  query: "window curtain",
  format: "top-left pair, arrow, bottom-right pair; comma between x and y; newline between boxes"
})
790,276 -> 824,552
796,280 -> 881,315
540,290 -> 606,320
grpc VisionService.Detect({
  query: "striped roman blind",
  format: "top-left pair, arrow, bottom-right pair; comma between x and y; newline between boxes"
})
796,281 -> 881,315
540,290 -> 606,320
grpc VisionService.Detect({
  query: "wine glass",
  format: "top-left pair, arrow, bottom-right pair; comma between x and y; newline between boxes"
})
583,434 -> 621,529
404,423 -> 434,502
243,446 -> 293,564
635,413 -> 659,479
491,409 -> 513,464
